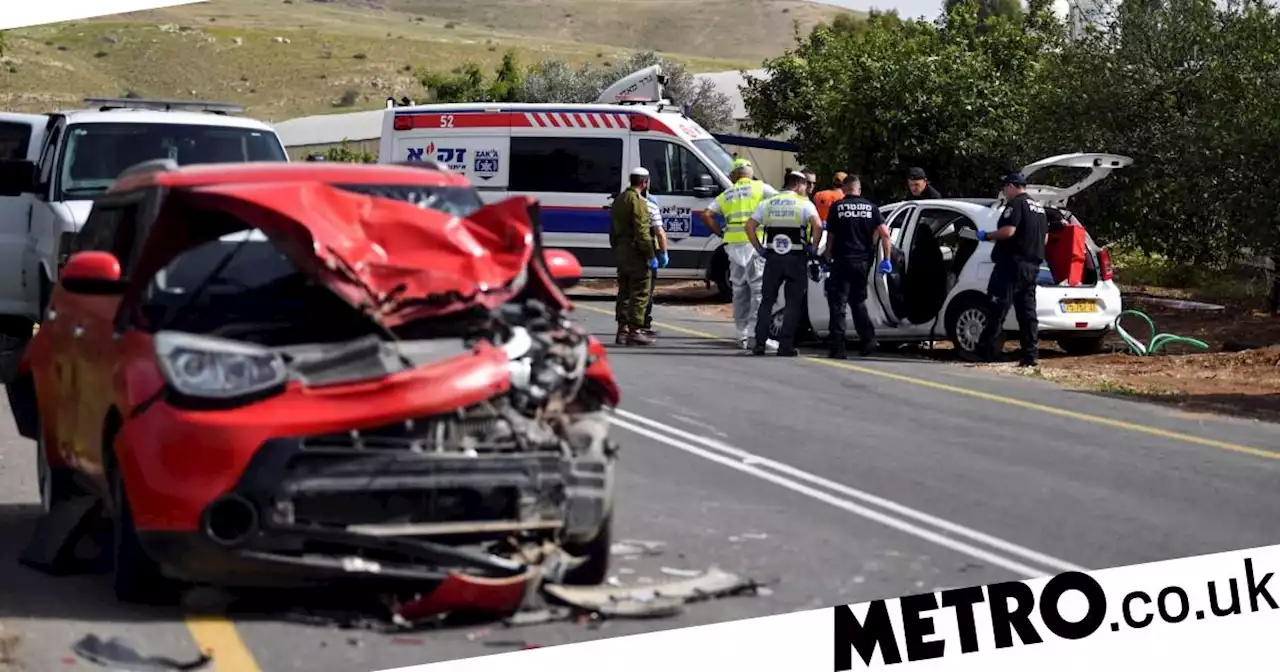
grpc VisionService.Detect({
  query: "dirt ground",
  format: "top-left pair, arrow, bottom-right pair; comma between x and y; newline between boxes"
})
580,278 -> 1280,423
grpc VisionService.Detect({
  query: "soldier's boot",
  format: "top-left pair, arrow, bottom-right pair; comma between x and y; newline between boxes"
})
616,323 -> 629,345
626,325 -> 653,346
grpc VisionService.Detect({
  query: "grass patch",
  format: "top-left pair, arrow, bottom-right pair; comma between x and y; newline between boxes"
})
1093,380 -> 1142,396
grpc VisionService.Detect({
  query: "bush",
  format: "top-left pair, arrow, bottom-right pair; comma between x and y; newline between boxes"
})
324,139 -> 376,163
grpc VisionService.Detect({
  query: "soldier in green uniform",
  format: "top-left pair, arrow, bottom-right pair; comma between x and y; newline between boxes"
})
610,167 -> 659,346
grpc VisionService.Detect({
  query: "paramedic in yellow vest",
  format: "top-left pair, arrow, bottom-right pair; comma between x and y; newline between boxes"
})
700,158 -> 777,350
746,171 -> 824,357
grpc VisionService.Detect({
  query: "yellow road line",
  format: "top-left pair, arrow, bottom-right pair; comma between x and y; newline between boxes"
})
578,303 -> 1280,461
186,615 -> 262,672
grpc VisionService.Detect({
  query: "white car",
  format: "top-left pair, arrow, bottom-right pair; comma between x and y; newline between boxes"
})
788,153 -> 1133,356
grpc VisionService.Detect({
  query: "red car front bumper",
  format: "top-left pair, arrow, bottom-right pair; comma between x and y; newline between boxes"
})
114,347 -> 613,587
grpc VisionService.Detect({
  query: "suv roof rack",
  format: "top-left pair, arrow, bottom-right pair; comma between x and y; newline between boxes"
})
84,97 -> 245,115
116,158 -> 180,181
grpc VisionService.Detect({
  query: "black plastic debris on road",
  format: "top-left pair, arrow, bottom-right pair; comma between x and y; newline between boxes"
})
71,634 -> 211,671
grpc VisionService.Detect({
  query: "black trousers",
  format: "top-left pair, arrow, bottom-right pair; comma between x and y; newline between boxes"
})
826,258 -> 875,353
643,265 -> 658,328
978,260 -> 1040,360
754,252 -> 808,352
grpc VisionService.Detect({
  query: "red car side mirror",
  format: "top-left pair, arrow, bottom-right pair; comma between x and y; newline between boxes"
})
542,248 -> 582,290
61,251 -> 125,295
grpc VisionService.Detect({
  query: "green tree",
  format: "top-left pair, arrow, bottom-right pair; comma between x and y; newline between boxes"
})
416,50 -> 525,103
742,1 -> 1056,203
1031,0 -> 1280,266
943,0 -> 1024,25
522,51 -> 735,131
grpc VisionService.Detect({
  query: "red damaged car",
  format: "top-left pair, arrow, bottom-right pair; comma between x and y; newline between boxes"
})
6,161 -> 621,604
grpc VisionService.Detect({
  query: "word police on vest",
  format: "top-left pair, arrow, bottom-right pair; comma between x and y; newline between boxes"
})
836,200 -> 876,219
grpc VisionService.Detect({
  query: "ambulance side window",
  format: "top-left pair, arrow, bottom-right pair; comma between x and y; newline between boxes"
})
638,139 -> 715,197
509,137 -> 623,194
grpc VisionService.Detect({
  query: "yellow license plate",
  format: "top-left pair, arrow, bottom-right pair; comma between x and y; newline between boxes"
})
1061,299 -> 1099,313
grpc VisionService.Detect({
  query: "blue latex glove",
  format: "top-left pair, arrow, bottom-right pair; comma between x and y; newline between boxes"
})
878,259 -> 893,274
976,229 -> 988,241
756,248 -> 768,262
647,257 -> 659,270
658,251 -> 669,268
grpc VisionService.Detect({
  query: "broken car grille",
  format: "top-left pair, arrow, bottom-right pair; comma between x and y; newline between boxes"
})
300,403 -> 521,454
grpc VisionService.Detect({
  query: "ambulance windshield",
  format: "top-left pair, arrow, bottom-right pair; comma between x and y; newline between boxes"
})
693,139 -> 735,179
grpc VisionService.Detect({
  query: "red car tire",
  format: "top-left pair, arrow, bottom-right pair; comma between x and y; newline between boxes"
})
561,513 -> 612,586
110,461 -> 182,605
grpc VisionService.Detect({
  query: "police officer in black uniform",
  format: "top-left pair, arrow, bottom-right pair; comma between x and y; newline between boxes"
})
746,171 -> 824,357
970,172 -> 1048,367
823,174 -> 892,359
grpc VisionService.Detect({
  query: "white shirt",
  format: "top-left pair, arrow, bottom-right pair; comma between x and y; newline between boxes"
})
750,192 -> 820,225
645,195 -> 663,231
706,181 -> 779,214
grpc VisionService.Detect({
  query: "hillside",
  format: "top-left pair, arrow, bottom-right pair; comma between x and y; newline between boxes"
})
0,0 -> 851,121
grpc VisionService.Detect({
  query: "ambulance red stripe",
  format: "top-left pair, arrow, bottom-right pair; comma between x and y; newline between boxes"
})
392,109 -> 677,135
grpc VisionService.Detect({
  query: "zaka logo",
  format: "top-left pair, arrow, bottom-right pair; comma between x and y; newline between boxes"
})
473,150 -> 500,181
405,142 -> 436,162
405,143 -> 469,171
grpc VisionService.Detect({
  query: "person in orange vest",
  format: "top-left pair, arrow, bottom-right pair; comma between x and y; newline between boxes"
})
812,171 -> 847,224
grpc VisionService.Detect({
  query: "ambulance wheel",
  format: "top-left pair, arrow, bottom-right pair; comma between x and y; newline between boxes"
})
561,514 -> 612,586
711,249 -> 731,303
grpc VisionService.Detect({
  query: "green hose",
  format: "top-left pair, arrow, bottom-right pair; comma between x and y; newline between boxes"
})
1113,310 -> 1210,356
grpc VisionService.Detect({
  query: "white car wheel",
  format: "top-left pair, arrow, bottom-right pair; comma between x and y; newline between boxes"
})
953,307 -> 987,353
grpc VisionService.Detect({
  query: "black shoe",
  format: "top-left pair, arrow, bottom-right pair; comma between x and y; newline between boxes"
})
751,348 -> 766,356
777,348 -> 799,357
958,349 -> 985,363
858,340 -> 878,357
828,349 -> 847,360
1017,357 -> 1039,368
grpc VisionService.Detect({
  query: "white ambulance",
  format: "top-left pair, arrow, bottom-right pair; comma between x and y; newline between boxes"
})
378,66 -> 741,296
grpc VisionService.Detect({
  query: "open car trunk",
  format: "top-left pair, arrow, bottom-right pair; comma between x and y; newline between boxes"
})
1019,153 -> 1132,288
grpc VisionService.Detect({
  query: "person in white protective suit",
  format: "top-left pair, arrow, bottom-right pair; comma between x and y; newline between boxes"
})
701,159 -> 780,351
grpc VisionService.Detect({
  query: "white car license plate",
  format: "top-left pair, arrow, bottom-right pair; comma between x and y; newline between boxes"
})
1061,299 -> 1099,314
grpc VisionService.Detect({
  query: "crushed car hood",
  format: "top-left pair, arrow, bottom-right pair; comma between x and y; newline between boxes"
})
128,182 -> 538,327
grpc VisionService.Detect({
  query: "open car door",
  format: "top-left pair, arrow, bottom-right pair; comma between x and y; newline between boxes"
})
1017,153 -> 1134,208
871,204 -> 916,328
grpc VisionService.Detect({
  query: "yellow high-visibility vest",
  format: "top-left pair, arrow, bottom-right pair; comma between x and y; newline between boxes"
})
759,191 -> 809,254
714,178 -> 767,245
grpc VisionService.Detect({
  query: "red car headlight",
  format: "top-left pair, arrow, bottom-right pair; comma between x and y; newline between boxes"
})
154,331 -> 288,401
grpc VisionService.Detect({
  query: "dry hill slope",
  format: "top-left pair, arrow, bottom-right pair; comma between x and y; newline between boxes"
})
2,0 -> 836,119
345,0 -> 850,62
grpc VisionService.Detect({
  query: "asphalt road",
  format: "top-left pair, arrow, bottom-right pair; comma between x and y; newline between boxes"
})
2,290 -> 1279,672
